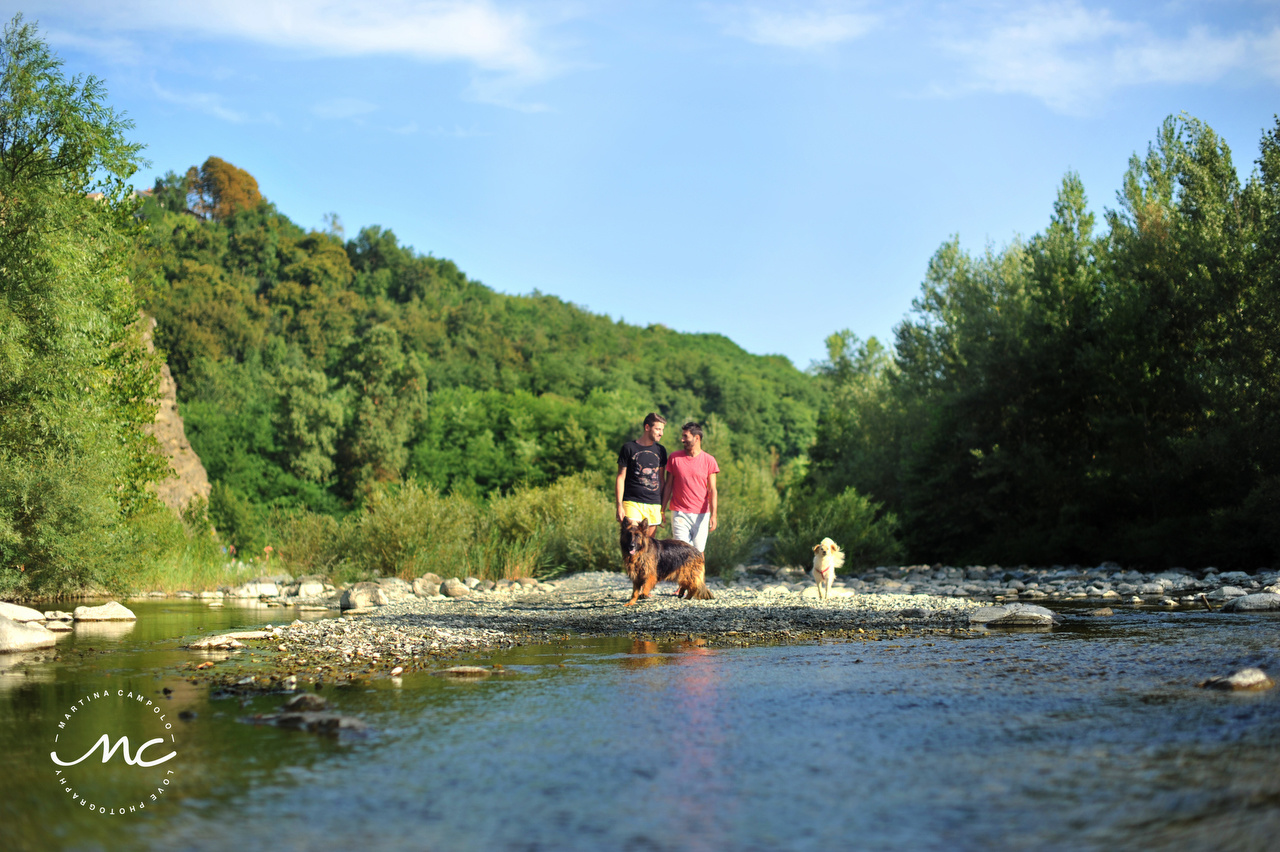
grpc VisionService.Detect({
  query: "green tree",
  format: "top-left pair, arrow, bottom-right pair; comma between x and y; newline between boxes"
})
0,15 -> 164,594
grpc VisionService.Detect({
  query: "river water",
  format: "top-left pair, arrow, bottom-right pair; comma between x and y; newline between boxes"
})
3,600 -> 1279,851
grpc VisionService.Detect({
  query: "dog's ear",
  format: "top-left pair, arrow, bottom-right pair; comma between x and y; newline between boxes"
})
638,518 -> 649,532
812,543 -> 823,554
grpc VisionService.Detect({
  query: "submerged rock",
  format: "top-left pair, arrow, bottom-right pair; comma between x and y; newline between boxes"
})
1202,668 -> 1274,691
72,601 -> 136,621
1221,593 -> 1280,613
434,666 -> 491,678
0,614 -> 56,652
969,604 -> 1060,627
187,635 -> 246,650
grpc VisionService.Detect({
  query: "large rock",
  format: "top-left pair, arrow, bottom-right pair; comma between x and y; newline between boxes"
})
229,579 -> 280,598
1221,593 -> 1280,613
0,615 -> 56,652
412,577 -> 441,597
375,577 -> 413,596
72,601 -> 136,621
969,603 -> 1060,627
340,582 -> 388,610
296,577 -> 327,598
0,601 -> 46,623
440,578 -> 471,598
1206,586 -> 1248,602
139,316 -> 212,514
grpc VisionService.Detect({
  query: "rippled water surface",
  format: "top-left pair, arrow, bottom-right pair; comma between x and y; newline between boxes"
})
4,601 -> 1280,851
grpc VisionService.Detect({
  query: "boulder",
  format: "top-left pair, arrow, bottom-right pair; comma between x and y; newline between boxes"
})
969,603 -> 1060,627
296,579 -> 327,598
340,582 -> 388,610
72,601 -> 136,621
375,577 -> 413,595
42,610 -> 73,622
900,607 -> 932,619
1221,593 -> 1280,613
441,578 -> 471,598
0,601 -> 46,622
1206,586 -> 1248,602
412,577 -> 441,597
44,620 -> 73,633
229,579 -> 280,598
464,576 -> 482,589
0,615 -> 56,652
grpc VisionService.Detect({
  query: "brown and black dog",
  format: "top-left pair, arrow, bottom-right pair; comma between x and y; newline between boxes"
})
620,518 -> 714,606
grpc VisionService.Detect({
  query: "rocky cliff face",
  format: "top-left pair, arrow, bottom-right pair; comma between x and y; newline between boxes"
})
141,316 -> 212,513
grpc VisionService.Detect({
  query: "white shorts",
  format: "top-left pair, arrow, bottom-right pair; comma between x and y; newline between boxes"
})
671,511 -> 711,552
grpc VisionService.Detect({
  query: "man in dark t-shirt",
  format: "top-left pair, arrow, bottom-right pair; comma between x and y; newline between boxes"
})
616,413 -> 667,537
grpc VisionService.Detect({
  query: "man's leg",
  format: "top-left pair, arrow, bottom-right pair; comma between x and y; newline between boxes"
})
688,513 -> 710,552
672,512 -> 696,546
673,512 -> 710,552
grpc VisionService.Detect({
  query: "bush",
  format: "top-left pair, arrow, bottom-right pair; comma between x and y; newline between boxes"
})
488,472 -> 619,574
347,481 -> 480,579
773,486 -> 902,570
703,458 -> 780,576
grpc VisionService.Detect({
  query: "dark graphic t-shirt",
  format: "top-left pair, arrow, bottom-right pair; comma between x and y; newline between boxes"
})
618,441 -> 668,505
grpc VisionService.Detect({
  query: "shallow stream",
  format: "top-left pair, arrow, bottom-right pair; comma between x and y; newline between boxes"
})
4,601 -> 1280,850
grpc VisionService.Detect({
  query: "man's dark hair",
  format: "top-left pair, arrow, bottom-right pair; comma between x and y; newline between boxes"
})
681,421 -> 703,439
643,412 -> 666,428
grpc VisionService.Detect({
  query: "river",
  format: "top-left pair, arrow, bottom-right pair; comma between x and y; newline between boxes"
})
3,600 -> 1279,850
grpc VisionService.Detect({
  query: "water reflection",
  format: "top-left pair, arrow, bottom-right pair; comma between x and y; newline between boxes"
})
72,621 -> 136,641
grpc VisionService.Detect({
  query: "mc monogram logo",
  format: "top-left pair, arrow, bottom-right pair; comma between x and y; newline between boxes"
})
49,689 -> 181,815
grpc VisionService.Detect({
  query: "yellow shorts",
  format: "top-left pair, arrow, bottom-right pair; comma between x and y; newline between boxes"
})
621,501 -> 662,526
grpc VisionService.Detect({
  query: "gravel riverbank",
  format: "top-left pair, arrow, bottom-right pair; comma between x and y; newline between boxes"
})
171,561 -> 1280,691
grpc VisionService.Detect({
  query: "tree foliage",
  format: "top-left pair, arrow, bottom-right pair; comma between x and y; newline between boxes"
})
0,15 -> 167,595
807,115 -> 1280,568
135,184 -> 822,526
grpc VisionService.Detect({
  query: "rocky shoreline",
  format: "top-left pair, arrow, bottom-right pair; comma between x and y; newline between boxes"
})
7,562 -> 1280,690
160,561 -> 1280,692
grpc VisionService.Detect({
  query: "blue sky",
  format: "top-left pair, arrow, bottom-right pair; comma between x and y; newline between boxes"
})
20,1 -> 1280,369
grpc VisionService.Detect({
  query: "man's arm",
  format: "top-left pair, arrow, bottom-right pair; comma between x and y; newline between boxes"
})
661,466 -> 673,519
708,472 -> 718,531
616,465 -> 628,523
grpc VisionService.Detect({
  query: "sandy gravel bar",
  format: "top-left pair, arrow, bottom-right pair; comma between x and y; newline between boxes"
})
186,572 -> 987,691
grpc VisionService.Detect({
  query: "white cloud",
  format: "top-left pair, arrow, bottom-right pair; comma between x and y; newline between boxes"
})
943,2 -> 1270,114
33,1 -> 550,75
717,2 -> 878,49
311,97 -> 379,120
151,79 -> 249,123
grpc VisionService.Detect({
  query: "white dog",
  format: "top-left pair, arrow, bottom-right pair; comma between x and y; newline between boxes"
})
811,537 -> 845,601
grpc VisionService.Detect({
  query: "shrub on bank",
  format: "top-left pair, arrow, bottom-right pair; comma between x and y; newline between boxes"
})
773,486 -> 902,570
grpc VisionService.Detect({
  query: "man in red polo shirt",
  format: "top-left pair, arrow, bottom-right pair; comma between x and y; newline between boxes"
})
662,422 -> 719,552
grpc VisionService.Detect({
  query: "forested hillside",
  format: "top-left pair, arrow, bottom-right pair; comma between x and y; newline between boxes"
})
134,159 -> 821,537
